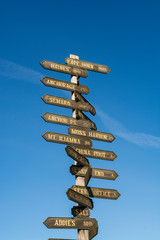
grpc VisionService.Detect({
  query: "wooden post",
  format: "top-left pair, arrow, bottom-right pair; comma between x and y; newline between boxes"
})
70,54 -> 89,240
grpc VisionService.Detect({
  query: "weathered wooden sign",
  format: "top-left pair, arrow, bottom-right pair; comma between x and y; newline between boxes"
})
71,206 -> 90,218
42,113 -> 91,129
70,165 -> 119,180
89,221 -> 98,239
43,217 -> 97,229
71,185 -> 120,200
74,92 -> 96,116
83,165 -> 92,186
68,127 -> 115,142
41,77 -> 89,94
66,188 -> 93,209
40,60 -> 88,77
65,145 -> 89,166
72,146 -> 117,160
42,132 -> 92,147
65,57 -> 110,74
42,95 -> 91,112
76,109 -> 97,130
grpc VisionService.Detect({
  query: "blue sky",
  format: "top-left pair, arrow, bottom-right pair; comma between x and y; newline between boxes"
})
0,0 -> 160,239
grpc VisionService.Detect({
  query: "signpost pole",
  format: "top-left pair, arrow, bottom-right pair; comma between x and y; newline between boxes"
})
70,54 -> 89,240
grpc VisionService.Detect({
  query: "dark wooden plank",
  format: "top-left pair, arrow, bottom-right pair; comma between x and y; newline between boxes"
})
71,206 -> 90,218
68,127 -> 115,142
89,221 -> 98,239
41,77 -> 89,94
74,92 -> 96,116
42,95 -> 90,112
42,113 -> 91,129
72,146 -> 117,160
43,217 -> 97,229
76,110 -> 97,130
42,132 -> 92,147
70,165 -> 119,180
66,188 -> 93,209
40,60 -> 88,77
65,57 -> 110,74
71,185 -> 121,200
65,146 -> 89,166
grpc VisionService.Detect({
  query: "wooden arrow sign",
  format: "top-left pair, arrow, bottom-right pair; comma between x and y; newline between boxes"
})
43,217 -> 97,229
42,113 -> 91,129
65,57 -> 110,74
42,95 -> 91,112
74,92 -> 96,116
70,165 -> 118,180
66,188 -> 93,209
40,60 -> 88,77
89,221 -> 98,240
68,127 -> 115,142
42,132 -> 92,147
72,146 -> 117,160
65,146 -> 89,166
71,206 -> 90,218
71,185 -> 120,200
41,77 -> 89,94
76,109 -> 97,130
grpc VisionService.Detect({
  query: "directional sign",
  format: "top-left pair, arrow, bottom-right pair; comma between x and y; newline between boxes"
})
43,217 -> 97,229
72,146 -> 117,160
83,165 -> 92,186
72,206 -> 90,217
89,221 -> 98,240
40,60 -> 88,77
65,57 -> 110,74
76,109 -> 97,130
42,112 -> 91,129
70,165 -> 119,180
42,132 -> 92,147
65,146 -> 89,166
66,188 -> 93,209
71,185 -> 121,200
42,95 -> 91,112
75,92 -> 96,116
41,77 -> 89,94
68,127 -> 115,142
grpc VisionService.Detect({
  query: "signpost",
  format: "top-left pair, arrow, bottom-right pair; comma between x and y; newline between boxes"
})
66,188 -> 93,209
68,127 -> 115,142
42,132 -> 92,147
71,185 -> 121,200
70,165 -> 119,180
41,77 -> 89,94
41,54 -> 120,240
42,112 -> 91,128
40,60 -> 88,77
72,146 -> 117,160
65,57 -> 110,74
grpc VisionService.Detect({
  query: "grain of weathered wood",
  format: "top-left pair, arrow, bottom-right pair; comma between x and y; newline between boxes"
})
40,60 -> 88,77
41,77 -> 89,94
65,57 -> 110,74
71,206 -> 90,218
65,146 -> 89,166
74,92 -> 96,116
76,110 -> 97,130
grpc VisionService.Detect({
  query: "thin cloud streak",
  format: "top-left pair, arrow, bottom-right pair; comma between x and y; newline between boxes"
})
0,58 -> 44,83
97,109 -> 160,148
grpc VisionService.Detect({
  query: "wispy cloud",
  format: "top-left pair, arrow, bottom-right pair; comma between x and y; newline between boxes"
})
0,58 -> 44,83
97,108 -> 160,148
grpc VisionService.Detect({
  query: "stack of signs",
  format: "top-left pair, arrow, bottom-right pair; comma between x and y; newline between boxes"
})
41,56 -> 120,240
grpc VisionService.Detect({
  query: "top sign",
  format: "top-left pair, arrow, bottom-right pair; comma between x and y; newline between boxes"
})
40,60 -> 88,78
65,57 -> 110,74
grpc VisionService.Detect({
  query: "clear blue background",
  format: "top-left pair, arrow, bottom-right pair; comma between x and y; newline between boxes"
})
0,0 -> 160,239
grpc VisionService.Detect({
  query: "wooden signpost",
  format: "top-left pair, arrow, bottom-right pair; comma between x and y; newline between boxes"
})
40,54 -> 120,240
